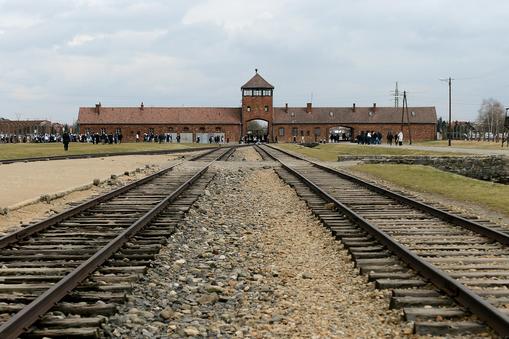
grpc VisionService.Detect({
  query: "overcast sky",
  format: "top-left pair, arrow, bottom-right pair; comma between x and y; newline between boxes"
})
1,0 -> 508,123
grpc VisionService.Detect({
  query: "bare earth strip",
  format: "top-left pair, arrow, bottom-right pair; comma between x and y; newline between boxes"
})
0,154 -> 181,209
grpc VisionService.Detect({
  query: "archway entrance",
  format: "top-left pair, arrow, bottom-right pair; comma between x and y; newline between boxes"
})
328,126 -> 352,143
246,119 -> 268,143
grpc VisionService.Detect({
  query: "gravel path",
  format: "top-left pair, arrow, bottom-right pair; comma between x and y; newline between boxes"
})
107,165 -> 408,337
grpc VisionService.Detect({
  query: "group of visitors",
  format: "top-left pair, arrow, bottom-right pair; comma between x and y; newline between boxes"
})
355,130 -> 404,146
386,131 -> 404,146
0,133 -> 69,143
356,131 -> 383,145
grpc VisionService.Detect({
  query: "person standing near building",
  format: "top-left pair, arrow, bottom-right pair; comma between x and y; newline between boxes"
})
397,130 -> 403,146
62,131 -> 70,151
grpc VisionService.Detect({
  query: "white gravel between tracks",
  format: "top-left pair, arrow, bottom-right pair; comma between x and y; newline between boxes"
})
107,160 -> 409,337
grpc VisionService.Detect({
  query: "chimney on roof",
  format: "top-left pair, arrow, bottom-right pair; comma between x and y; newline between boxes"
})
285,103 -> 288,113
95,102 -> 101,114
306,102 -> 312,113
352,103 -> 356,112
140,102 -> 144,110
373,103 -> 376,111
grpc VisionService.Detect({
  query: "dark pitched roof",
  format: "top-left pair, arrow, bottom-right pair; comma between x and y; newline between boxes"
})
241,73 -> 274,89
78,107 -> 241,125
273,106 -> 437,124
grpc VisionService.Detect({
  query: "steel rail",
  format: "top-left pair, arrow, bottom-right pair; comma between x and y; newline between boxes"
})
0,160 -> 215,339
190,146 -> 226,161
266,145 -> 509,245
0,145 -> 221,164
217,147 -> 236,161
0,161 -> 180,249
262,145 -> 509,336
0,148 -> 221,249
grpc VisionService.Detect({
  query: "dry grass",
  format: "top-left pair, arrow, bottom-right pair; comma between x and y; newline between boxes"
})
276,143 -> 459,161
350,164 -> 509,217
417,140 -> 508,149
0,142 -> 208,160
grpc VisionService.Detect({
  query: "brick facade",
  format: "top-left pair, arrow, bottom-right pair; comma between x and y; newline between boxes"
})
77,72 -> 437,143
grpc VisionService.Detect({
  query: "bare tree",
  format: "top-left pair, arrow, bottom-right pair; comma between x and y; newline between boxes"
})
476,98 -> 505,141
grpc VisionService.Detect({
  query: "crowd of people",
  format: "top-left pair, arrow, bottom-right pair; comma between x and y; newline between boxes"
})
0,133 -> 70,144
355,131 -> 404,146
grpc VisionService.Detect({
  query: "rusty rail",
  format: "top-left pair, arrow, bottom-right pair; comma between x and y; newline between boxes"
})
262,145 -> 509,336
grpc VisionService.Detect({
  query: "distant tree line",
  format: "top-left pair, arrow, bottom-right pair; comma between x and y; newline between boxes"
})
438,98 -> 508,141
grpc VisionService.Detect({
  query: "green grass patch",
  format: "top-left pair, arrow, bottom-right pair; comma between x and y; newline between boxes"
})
417,140 -> 507,149
276,143 -> 458,161
0,142 -> 208,160
351,163 -> 509,217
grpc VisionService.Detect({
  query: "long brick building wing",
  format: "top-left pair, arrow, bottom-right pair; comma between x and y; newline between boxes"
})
77,71 -> 437,143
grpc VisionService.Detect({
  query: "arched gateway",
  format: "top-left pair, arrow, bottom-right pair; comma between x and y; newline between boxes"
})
241,69 -> 274,142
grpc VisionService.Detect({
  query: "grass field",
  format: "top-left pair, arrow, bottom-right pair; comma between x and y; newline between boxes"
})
276,143 -> 459,161
417,140 -> 508,149
0,142 -> 210,160
350,164 -> 509,217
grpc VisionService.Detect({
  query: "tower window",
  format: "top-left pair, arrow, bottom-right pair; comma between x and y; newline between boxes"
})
264,105 -> 269,112
253,89 -> 262,96
263,90 -> 272,96
243,90 -> 252,96
247,106 -> 251,112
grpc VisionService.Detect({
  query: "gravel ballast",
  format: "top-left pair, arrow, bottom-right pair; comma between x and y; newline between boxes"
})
106,158 -> 408,337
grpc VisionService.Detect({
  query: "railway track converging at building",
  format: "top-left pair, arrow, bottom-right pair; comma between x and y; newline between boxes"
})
0,147 -> 234,339
257,144 -> 509,337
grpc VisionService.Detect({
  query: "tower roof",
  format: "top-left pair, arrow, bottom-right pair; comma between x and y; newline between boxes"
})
241,71 -> 274,89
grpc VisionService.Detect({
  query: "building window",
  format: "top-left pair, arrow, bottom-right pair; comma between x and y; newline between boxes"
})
292,128 -> 298,136
243,90 -> 252,96
306,130 -> 310,136
247,106 -> 251,112
263,90 -> 272,96
168,127 -> 174,132
279,127 -> 285,136
183,127 -> 189,132
215,127 -> 221,132
115,128 -> 122,135
264,105 -> 269,112
253,89 -> 262,96
314,127 -> 320,136
329,111 -> 334,117
199,127 -> 205,132
100,128 -> 106,134
300,130 -> 304,136
148,128 -> 154,135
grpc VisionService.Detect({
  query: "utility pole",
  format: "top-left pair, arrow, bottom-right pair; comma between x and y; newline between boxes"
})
400,91 -> 413,145
390,82 -> 400,108
440,77 -> 453,146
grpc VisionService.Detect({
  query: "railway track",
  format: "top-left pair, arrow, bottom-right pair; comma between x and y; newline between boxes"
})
0,146 -> 232,338
257,144 -> 509,336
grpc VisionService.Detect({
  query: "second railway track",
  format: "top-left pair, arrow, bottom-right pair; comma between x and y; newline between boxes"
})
257,144 -> 509,337
0,146 -> 233,338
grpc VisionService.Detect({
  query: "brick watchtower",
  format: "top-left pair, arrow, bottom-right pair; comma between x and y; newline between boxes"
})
241,69 -> 274,141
